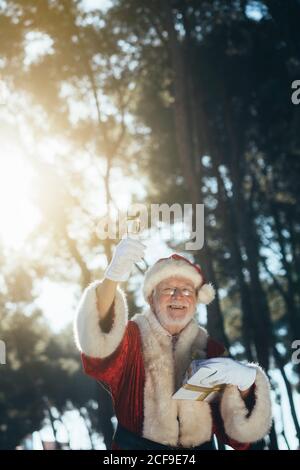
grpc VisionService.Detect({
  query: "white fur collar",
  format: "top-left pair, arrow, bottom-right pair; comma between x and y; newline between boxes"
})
132,308 -> 213,447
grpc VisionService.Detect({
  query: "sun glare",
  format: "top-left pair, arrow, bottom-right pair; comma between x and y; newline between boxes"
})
0,144 -> 40,249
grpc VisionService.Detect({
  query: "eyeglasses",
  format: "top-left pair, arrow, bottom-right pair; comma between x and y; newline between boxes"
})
159,287 -> 196,298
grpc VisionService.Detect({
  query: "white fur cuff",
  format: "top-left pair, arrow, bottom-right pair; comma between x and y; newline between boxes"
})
74,280 -> 128,359
220,365 -> 272,443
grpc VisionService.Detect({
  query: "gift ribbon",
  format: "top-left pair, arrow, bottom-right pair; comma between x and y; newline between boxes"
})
183,383 -> 226,401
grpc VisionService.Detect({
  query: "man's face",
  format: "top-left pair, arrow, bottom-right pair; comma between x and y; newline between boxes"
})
149,276 -> 198,335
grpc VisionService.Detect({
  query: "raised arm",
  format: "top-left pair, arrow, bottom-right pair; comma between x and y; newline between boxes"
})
95,237 -> 145,320
74,237 -> 145,358
96,278 -> 118,321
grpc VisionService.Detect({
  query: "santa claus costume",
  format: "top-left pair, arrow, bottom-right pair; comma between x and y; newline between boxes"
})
74,254 -> 272,450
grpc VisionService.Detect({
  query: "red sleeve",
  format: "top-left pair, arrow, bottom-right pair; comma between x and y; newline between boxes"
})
211,401 -> 251,450
81,321 -> 140,402
207,337 -> 251,450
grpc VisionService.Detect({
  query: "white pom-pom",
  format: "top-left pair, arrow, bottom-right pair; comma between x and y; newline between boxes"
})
197,283 -> 215,305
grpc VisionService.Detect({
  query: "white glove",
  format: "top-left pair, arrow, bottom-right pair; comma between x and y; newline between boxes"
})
192,357 -> 257,391
104,237 -> 146,282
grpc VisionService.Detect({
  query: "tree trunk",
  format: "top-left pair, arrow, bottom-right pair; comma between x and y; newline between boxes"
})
273,345 -> 300,446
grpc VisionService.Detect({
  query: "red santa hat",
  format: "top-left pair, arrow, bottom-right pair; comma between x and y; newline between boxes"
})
143,254 -> 215,305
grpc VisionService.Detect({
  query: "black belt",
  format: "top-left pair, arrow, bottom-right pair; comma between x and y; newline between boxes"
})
114,424 -> 216,451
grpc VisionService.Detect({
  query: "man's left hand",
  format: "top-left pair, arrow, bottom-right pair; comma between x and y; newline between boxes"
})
198,357 -> 257,391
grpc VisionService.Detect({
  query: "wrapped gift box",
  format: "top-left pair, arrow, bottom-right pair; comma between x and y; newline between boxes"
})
172,360 -> 226,402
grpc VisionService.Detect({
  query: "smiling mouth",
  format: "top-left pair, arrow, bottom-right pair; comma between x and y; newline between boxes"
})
167,305 -> 187,311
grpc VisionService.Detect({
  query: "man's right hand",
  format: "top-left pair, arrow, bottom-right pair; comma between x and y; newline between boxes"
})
104,237 -> 146,282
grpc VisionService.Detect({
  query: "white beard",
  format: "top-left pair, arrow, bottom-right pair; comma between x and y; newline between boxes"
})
155,305 -> 193,332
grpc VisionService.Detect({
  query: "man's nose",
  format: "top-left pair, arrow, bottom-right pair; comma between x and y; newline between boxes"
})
172,288 -> 183,298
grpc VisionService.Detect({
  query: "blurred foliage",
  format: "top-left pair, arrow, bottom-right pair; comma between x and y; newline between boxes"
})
0,309 -> 97,449
0,0 -> 300,450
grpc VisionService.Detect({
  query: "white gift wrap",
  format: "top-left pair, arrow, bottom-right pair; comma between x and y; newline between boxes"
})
173,359 -> 225,402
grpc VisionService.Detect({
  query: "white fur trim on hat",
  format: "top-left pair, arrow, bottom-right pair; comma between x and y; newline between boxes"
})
143,256 -> 215,305
197,283 -> 216,305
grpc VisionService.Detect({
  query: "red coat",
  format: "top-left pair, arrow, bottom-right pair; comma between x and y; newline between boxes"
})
75,281 -> 272,450
82,321 -> 251,450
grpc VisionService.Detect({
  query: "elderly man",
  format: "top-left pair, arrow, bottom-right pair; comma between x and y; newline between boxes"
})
74,238 -> 272,450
